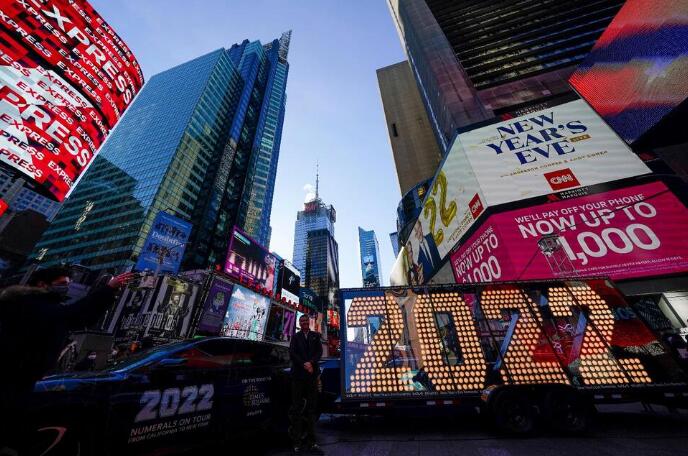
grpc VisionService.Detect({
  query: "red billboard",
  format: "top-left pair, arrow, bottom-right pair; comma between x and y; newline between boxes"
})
0,0 -> 143,201
451,182 -> 688,283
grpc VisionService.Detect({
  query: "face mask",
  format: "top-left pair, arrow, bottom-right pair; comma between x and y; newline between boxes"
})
49,285 -> 70,297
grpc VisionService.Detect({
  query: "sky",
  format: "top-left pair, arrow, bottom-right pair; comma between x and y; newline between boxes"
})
90,0 -> 407,288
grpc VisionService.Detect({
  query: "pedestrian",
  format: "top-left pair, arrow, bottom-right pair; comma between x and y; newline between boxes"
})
0,267 -> 134,451
288,314 -> 324,455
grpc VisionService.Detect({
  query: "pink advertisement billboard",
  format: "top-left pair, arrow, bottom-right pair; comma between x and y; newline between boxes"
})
451,182 -> 688,283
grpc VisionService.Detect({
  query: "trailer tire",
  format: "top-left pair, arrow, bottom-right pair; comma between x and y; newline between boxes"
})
542,390 -> 591,434
491,390 -> 536,435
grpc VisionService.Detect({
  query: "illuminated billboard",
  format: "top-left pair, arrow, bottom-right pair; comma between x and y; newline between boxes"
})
277,259 -> 300,305
570,0 -> 688,144
197,276 -> 234,335
224,226 -> 277,292
457,99 -> 649,206
400,99 -> 650,283
403,145 -> 485,285
341,280 -> 686,399
135,211 -> 192,274
0,0 -> 143,201
450,182 -> 688,283
220,284 -> 270,341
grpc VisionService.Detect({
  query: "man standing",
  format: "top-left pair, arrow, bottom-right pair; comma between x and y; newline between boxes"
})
289,314 -> 324,454
413,223 -> 441,281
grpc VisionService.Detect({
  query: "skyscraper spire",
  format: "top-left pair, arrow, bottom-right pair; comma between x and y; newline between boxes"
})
315,161 -> 320,202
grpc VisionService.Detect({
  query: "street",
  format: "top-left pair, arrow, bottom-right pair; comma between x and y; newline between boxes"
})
261,404 -> 688,456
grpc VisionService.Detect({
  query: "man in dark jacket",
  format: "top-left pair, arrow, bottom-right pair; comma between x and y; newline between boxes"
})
0,267 -> 133,449
288,314 -> 324,454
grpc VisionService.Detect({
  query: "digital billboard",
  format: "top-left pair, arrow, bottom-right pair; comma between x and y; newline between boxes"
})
0,0 -> 143,201
196,276 -> 234,335
224,227 -> 276,292
450,182 -> 688,283
457,99 -> 650,206
220,284 -> 270,341
403,145 -> 485,285
341,280 -> 687,400
277,259 -> 300,305
135,211 -> 192,274
570,0 -> 688,144
144,277 -> 199,342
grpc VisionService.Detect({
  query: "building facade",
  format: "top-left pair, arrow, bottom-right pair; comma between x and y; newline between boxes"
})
377,61 -> 442,196
304,228 -> 340,312
30,33 -> 290,274
292,197 -> 336,283
388,0 -> 624,151
358,227 -> 382,287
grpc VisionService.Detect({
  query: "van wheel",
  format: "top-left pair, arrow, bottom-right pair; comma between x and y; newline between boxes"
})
491,390 -> 536,435
542,390 -> 592,434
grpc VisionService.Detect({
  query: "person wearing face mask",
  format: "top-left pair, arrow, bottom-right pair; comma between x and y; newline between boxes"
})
0,266 -> 134,448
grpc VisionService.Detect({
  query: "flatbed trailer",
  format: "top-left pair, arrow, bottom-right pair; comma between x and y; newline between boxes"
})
334,278 -> 688,433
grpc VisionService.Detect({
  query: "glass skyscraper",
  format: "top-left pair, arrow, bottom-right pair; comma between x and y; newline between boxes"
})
292,195 -> 336,284
30,32 -> 291,273
358,227 -> 382,288
304,228 -> 339,310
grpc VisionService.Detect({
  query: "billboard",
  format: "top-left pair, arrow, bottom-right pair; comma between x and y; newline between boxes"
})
457,99 -> 650,206
0,0 -> 143,201
135,211 -> 192,274
277,259 -> 300,305
196,276 -> 234,335
224,227 -> 276,292
403,145 -> 485,285
341,280 -> 687,400
144,277 -> 199,342
450,182 -> 688,283
220,284 -> 270,341
570,0 -> 688,144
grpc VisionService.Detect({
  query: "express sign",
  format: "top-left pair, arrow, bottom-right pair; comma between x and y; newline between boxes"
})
0,0 -> 143,201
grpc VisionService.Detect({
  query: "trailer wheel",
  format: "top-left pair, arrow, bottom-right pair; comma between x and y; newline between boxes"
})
491,390 -> 536,435
542,390 -> 591,434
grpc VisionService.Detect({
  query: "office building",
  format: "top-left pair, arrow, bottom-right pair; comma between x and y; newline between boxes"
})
0,171 -> 60,221
390,232 -> 400,257
388,0 -> 624,150
377,61 -> 442,195
304,228 -> 339,312
30,33 -> 291,273
292,173 -> 336,282
358,227 -> 382,288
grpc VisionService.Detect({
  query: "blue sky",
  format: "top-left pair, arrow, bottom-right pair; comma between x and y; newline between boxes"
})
91,0 -> 406,288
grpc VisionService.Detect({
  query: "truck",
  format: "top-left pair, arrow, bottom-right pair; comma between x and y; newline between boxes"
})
332,278 -> 688,434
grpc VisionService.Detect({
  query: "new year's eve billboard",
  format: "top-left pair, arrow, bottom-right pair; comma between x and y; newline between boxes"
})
225,227 -> 277,292
457,99 -> 650,206
570,0 -> 688,144
0,0 -> 143,201
450,182 -> 688,283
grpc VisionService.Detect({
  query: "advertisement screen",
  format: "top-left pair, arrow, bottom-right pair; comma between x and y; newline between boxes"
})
450,182 -> 688,283
135,211 -> 192,274
457,99 -> 650,206
277,259 -> 300,305
220,284 -> 270,341
341,280 -> 687,400
224,227 -> 276,291
404,145 -> 485,285
570,0 -> 688,144
197,277 -> 234,335
145,277 -> 198,342
0,0 -> 143,201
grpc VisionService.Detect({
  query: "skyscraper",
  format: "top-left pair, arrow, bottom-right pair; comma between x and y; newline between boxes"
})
30,33 -> 291,273
292,171 -> 336,282
377,61 -> 442,196
304,228 -> 339,310
387,0 -> 623,151
358,227 -> 382,288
